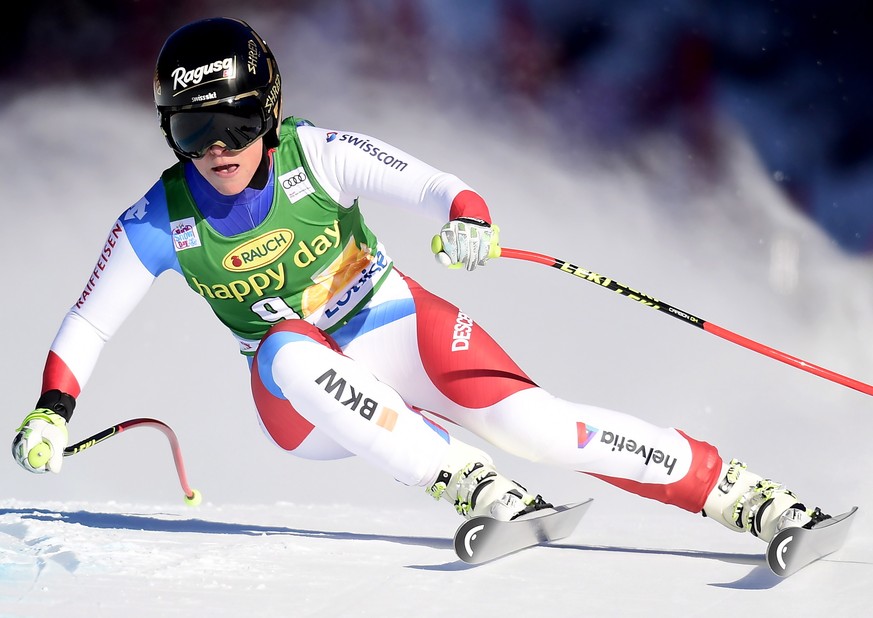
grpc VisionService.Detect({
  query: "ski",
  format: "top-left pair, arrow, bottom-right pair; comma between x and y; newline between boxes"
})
453,499 -> 593,564
766,506 -> 858,577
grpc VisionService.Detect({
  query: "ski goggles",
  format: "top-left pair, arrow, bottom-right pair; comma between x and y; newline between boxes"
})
162,97 -> 267,159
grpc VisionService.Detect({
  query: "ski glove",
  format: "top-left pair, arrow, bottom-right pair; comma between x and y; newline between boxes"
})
13,410 -> 69,473
12,390 -> 75,474
432,218 -> 500,271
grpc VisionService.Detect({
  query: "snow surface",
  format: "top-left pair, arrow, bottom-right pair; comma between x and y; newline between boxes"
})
3,12 -> 873,617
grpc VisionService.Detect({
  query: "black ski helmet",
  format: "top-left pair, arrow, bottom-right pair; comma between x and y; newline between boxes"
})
154,17 -> 282,158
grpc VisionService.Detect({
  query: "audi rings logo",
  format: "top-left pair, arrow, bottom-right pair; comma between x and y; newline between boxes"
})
278,166 -> 316,204
282,171 -> 307,189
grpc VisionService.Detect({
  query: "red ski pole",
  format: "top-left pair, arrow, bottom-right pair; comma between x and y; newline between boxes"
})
498,247 -> 873,397
64,417 -> 202,505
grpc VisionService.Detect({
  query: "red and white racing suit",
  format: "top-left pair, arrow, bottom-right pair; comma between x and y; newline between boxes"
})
41,121 -> 723,513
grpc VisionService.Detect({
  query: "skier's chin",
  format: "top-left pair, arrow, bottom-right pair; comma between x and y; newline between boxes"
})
209,165 -> 248,195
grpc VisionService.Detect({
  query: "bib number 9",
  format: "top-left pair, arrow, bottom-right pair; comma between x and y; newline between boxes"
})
251,297 -> 300,322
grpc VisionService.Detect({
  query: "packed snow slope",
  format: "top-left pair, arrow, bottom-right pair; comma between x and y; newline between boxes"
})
2,12 -> 873,618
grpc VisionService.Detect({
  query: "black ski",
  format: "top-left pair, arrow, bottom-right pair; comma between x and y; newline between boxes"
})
766,506 -> 858,577
453,499 -> 593,564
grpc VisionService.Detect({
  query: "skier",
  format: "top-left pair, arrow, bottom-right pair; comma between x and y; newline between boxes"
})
13,17 -> 827,543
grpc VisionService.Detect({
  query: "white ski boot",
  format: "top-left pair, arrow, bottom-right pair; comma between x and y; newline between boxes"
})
426,441 -> 550,521
702,458 -> 830,542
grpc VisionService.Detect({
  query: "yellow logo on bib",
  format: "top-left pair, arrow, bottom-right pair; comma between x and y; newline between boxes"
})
223,229 -> 295,272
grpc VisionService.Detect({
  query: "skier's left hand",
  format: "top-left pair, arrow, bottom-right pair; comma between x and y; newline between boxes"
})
432,218 -> 500,271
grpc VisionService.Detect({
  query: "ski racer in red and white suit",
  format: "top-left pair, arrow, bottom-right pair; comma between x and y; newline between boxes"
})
18,17 -> 820,544
26,120 -> 723,516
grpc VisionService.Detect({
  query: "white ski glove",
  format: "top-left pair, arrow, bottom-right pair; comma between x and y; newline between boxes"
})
432,218 -> 500,271
12,409 -> 69,474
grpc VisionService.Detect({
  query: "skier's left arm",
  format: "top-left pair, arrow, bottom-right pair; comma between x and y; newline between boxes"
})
298,127 -> 497,270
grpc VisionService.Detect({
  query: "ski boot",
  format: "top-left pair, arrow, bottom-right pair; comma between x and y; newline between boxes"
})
702,458 -> 830,542
426,441 -> 551,521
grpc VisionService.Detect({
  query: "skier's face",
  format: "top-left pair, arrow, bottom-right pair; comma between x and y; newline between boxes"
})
191,137 -> 265,196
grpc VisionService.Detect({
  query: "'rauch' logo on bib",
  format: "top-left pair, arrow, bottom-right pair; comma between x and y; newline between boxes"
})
223,229 -> 295,272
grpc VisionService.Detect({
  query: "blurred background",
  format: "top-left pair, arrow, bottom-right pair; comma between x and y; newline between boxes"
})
2,1 -> 872,519
5,0 -> 873,251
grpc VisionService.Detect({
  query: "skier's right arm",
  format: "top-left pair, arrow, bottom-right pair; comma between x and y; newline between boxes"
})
12,181 -> 179,474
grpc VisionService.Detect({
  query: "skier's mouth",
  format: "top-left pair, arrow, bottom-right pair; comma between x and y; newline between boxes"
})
212,163 -> 239,175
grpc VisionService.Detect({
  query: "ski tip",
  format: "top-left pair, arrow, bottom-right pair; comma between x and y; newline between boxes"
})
766,505 -> 858,577
452,499 -> 593,564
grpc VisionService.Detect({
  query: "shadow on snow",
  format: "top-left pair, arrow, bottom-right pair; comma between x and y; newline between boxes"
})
0,506 -> 452,551
3,506 -> 803,588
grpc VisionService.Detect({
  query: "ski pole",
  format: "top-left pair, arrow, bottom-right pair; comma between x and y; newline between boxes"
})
497,246 -> 873,397
63,417 -> 202,505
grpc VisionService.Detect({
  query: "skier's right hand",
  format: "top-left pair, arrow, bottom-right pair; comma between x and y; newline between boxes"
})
432,218 -> 500,271
12,409 -> 69,474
